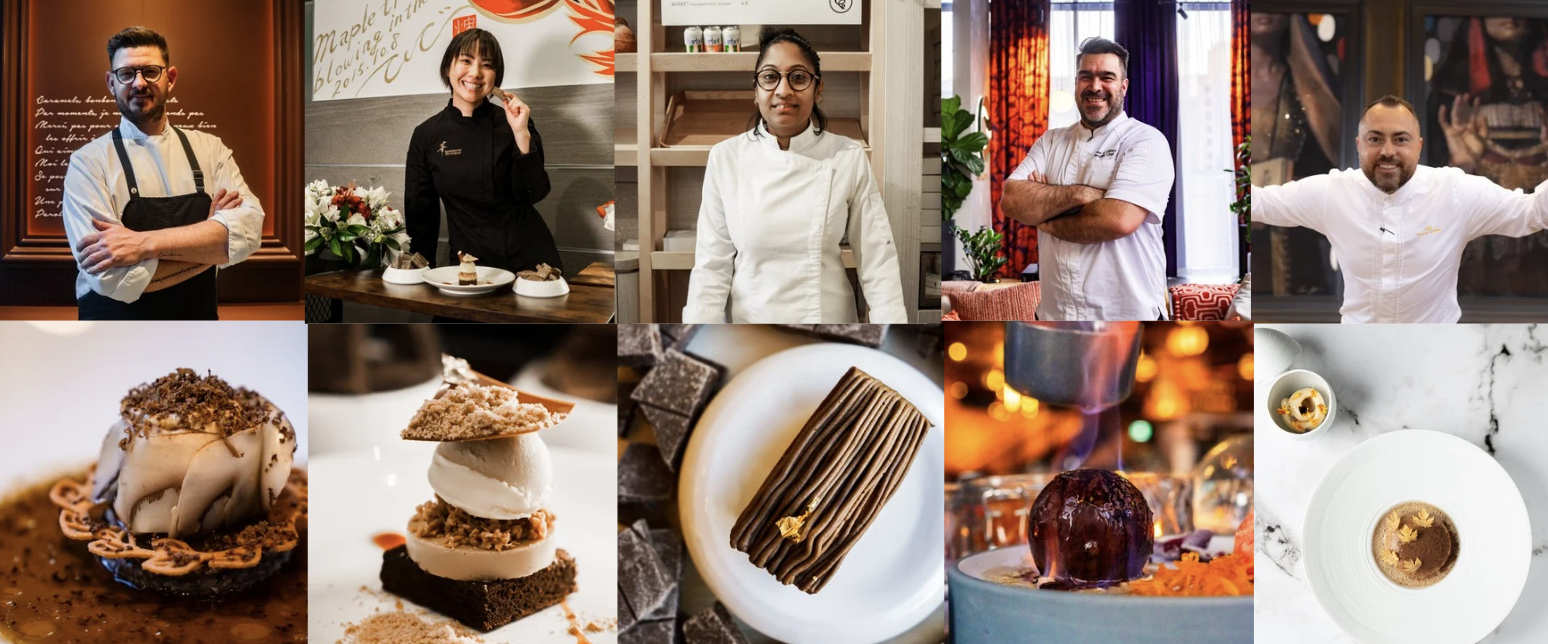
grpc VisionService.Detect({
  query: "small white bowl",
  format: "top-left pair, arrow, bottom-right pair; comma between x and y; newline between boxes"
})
514,276 -> 569,298
381,266 -> 427,285
1255,327 -> 1302,381
1264,369 -> 1337,439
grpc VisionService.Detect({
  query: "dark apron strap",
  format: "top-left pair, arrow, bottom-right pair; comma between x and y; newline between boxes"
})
110,128 -> 140,197
171,127 -> 205,192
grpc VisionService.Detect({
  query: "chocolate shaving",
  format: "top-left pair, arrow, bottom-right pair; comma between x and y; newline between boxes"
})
410,497 -> 553,551
118,369 -> 279,443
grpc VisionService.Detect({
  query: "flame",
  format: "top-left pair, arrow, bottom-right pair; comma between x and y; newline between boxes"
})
1154,521 -> 1163,539
565,0 -> 614,76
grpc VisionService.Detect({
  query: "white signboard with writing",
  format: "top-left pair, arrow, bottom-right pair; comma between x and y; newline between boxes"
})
312,0 -> 613,102
661,0 -> 863,26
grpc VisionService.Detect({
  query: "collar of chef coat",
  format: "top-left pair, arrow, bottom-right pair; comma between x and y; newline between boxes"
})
1351,163 -> 1437,206
117,116 -> 170,140
1074,111 -> 1129,141
756,120 -> 822,154
441,98 -> 501,121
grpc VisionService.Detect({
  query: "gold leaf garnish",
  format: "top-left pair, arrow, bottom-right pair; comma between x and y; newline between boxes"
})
1401,558 -> 1421,573
777,497 -> 820,543
1380,549 -> 1400,566
1385,510 -> 1401,531
1396,525 -> 1418,543
1411,509 -> 1434,528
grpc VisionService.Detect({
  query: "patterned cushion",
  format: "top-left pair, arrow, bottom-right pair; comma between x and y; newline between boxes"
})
1170,283 -> 1240,321
947,282 -> 1041,321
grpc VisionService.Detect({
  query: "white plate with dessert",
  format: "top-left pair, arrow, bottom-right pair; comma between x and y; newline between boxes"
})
306,385 -> 618,643
1303,429 -> 1530,644
679,343 -> 946,644
422,266 -> 515,296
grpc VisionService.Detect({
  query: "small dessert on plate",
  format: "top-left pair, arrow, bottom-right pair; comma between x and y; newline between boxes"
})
458,251 -> 480,285
50,368 -> 307,597
381,372 -> 577,631
1372,501 -> 1458,588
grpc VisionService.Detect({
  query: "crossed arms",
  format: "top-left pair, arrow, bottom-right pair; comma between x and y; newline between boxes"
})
1000,170 -> 1151,243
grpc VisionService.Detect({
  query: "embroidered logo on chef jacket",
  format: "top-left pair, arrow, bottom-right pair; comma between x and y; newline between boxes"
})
1416,225 -> 1442,236
1092,149 -> 1118,158
438,141 -> 462,156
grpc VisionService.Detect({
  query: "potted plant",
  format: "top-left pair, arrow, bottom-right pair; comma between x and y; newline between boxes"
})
1227,136 -> 1251,274
954,225 -> 1007,283
943,95 -> 990,279
303,179 -> 411,274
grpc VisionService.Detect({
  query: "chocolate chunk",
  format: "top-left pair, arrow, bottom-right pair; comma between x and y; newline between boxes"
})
642,404 -> 693,471
380,545 -> 577,632
619,443 -> 675,504
621,619 -> 678,644
631,349 -> 723,418
619,584 -> 638,632
618,520 -> 673,621
641,526 -> 683,622
811,324 -> 888,347
683,603 -> 750,644
620,325 -> 663,368
659,324 -> 702,352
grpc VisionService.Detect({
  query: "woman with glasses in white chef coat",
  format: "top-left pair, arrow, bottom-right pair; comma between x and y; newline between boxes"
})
682,29 -> 907,323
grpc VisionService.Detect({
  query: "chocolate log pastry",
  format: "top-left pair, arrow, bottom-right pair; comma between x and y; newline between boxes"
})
729,367 -> 930,593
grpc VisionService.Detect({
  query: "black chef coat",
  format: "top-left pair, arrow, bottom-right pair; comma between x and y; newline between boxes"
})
405,100 -> 562,275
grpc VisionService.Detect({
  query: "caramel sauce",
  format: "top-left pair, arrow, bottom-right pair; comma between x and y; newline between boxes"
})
372,532 -> 406,550
560,597 -> 592,644
0,474 -> 307,643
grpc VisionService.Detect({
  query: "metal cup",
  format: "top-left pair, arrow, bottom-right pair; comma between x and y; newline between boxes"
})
1003,322 -> 1142,410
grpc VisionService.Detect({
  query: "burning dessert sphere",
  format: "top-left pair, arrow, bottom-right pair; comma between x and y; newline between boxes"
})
1027,469 -> 1154,585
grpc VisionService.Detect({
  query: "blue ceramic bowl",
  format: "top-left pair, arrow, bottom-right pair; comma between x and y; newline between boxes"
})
948,548 -> 1253,644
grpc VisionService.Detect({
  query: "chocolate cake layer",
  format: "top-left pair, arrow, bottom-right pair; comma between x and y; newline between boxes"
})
380,545 -> 576,632
729,366 -> 930,593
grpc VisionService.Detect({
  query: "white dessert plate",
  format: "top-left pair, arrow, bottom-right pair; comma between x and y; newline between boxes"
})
679,343 -> 946,644
1303,429 -> 1530,644
421,266 -> 515,296
307,442 -> 617,644
382,266 -> 428,285
515,276 -> 569,298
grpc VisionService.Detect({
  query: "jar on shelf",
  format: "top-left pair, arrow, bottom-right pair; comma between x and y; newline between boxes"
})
705,26 -> 723,53
723,25 -> 741,52
684,26 -> 703,53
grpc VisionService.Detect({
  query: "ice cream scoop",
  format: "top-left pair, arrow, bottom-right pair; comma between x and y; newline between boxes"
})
429,434 -> 552,520
92,369 -> 296,538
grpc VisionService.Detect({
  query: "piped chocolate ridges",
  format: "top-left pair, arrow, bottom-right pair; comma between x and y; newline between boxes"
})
729,366 -> 930,594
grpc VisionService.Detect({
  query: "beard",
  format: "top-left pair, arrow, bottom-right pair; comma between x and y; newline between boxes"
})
1079,90 -> 1123,129
115,89 -> 164,130
1363,156 -> 1415,194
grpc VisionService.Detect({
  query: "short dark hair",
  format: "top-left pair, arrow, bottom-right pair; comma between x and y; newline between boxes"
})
439,28 -> 504,90
747,28 -> 828,137
107,27 -> 169,66
1077,37 -> 1128,78
1362,95 -> 1419,121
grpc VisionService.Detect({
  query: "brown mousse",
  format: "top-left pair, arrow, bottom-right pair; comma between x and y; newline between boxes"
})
1372,501 -> 1459,588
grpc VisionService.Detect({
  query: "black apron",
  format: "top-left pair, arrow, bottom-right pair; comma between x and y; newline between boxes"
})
77,127 -> 218,320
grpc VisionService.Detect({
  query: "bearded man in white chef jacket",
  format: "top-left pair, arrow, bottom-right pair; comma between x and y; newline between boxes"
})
1253,95 -> 1548,323
61,26 -> 264,320
1000,37 -> 1177,321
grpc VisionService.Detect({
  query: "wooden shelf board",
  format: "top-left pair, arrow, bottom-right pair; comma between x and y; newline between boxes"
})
617,52 -> 637,72
648,51 -> 870,72
654,90 -> 868,166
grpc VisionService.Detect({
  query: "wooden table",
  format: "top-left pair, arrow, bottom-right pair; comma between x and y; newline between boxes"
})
305,262 -> 615,323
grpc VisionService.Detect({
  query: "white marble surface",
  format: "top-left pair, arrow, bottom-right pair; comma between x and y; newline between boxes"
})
1255,324 -> 1548,644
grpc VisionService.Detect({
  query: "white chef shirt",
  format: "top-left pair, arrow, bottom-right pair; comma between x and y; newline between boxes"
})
61,117 -> 265,303
1008,112 -> 1176,321
1253,165 -> 1548,323
683,122 -> 908,323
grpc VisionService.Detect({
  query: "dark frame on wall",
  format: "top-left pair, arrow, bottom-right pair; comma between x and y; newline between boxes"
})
0,0 -> 304,307
1405,0 -> 1548,320
1251,0 -> 1366,322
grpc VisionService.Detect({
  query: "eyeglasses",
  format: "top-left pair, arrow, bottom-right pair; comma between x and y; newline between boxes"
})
111,66 -> 165,84
754,69 -> 818,92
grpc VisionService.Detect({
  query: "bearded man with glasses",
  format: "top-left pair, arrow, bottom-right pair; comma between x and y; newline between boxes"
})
59,26 -> 264,319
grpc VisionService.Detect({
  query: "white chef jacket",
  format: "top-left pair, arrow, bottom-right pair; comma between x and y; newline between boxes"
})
61,118 -> 265,303
683,123 -> 908,323
1008,112 -> 1176,321
1253,165 -> 1548,323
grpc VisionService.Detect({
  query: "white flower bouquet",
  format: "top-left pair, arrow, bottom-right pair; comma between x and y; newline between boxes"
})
303,180 -> 411,268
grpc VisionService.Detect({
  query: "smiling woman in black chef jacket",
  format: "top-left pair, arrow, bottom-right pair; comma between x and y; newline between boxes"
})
405,28 -> 562,275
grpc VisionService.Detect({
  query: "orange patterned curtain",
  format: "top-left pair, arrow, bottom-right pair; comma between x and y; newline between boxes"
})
988,0 -> 1050,280
1231,0 -> 1249,196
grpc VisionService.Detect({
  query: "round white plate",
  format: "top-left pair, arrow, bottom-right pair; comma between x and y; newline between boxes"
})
307,441 -> 617,643
679,343 -> 946,644
515,277 -> 569,298
421,266 -> 515,296
382,266 -> 428,285
1303,429 -> 1530,644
